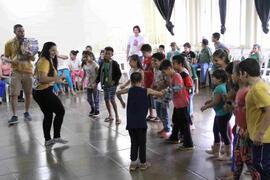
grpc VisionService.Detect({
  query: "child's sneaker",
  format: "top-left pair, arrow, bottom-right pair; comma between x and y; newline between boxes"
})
45,139 -> 55,147
54,138 -> 68,144
177,145 -> 194,151
129,161 -> 137,171
139,162 -> 151,170
92,110 -> 100,117
88,109 -> 95,116
160,131 -> 171,139
157,130 -> 164,135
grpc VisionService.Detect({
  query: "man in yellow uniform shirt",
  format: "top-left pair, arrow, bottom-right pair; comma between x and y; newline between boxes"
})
239,58 -> 270,180
4,24 -> 34,125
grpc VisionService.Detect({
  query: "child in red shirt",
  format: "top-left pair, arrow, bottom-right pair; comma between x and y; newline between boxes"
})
160,60 -> 193,150
141,44 -> 156,121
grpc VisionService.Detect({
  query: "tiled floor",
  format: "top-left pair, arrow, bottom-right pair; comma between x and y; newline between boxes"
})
0,89 -> 251,180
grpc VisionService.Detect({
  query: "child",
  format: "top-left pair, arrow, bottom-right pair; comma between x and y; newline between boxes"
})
249,44 -> 262,65
69,50 -> 84,91
158,45 -> 166,58
97,50 -> 104,66
182,42 -> 196,65
222,61 -> 260,179
53,54 -> 76,96
141,44 -> 157,121
160,60 -> 194,150
96,47 -> 122,124
117,72 -> 163,171
81,51 -> 100,117
198,38 -> 212,88
212,32 -> 230,53
172,55 -> 194,129
201,69 -> 232,161
166,42 -> 180,61
151,52 -> 171,139
239,58 -> 270,180
118,54 -> 144,108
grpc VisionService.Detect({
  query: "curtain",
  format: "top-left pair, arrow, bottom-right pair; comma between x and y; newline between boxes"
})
153,0 -> 175,35
254,0 -> 270,34
219,0 -> 227,34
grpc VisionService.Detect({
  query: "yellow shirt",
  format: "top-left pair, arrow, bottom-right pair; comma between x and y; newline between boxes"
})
4,38 -> 33,74
246,81 -> 270,143
35,57 -> 57,90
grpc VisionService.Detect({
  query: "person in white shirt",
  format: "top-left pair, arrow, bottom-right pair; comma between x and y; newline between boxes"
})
53,54 -> 76,95
69,50 -> 84,91
126,25 -> 144,62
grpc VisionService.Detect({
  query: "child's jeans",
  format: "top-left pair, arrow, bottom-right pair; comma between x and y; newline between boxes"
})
155,101 -> 170,132
0,80 -> 6,98
199,62 -> 209,85
128,128 -> 147,163
87,88 -> 100,111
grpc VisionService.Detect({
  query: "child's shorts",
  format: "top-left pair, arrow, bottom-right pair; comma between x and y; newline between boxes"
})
103,86 -> 117,101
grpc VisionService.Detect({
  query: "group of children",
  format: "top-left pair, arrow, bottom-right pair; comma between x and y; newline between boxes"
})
200,54 -> 270,179
115,41 -> 270,180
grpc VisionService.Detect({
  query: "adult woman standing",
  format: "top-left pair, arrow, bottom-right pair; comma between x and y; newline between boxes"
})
126,25 -> 144,62
33,42 -> 68,147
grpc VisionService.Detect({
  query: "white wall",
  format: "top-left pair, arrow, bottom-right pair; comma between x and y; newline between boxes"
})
0,0 -> 147,58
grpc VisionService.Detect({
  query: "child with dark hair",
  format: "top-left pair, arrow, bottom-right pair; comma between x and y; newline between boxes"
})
166,42 -> 180,61
97,50 -> 104,66
81,51 -> 100,117
54,53 -> 76,96
212,32 -> 230,53
69,50 -> 84,91
201,69 -> 232,161
219,61 -> 260,180
160,60 -> 194,150
141,44 -> 157,121
118,54 -> 144,108
117,72 -> 163,171
127,25 -> 144,61
239,58 -> 270,180
158,45 -> 166,58
172,55 -> 194,129
182,42 -> 196,65
152,52 -> 171,138
96,46 -> 122,124
198,39 -> 212,88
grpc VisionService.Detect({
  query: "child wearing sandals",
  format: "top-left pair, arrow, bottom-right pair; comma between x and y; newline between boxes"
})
141,44 -> 157,121
96,47 -> 122,124
117,72 -> 163,171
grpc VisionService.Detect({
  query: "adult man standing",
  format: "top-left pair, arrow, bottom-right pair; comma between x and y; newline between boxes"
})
4,24 -> 34,125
